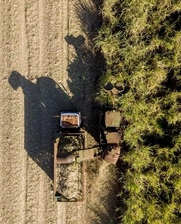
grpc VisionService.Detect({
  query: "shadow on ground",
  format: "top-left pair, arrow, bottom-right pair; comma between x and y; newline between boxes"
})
8,1 -> 103,180
8,71 -> 75,179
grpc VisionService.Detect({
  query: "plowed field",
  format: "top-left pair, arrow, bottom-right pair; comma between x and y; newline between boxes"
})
0,0 -> 119,223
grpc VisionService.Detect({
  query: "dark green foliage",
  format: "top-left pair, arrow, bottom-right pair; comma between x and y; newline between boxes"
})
96,0 -> 181,223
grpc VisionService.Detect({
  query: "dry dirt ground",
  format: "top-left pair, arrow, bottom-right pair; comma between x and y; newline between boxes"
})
0,0 -> 119,223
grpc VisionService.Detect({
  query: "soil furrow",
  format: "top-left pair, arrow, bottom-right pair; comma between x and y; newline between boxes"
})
23,0 -> 41,223
0,1 -> 28,223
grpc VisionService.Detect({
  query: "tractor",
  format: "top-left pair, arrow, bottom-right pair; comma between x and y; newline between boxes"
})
53,82 -> 124,201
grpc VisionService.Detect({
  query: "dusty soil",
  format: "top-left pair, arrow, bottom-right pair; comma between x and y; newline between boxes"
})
0,0 -> 119,223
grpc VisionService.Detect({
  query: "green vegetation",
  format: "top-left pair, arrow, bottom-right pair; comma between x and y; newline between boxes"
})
95,0 -> 181,223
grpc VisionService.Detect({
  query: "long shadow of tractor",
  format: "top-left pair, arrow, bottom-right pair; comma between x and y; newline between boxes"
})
53,81 -> 124,202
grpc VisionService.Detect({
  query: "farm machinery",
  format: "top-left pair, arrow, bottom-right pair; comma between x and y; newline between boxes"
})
53,82 -> 124,202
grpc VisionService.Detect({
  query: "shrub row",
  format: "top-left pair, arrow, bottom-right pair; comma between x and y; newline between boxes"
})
96,0 -> 181,223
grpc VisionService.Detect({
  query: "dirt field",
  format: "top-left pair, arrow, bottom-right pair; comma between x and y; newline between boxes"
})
0,0 -> 119,223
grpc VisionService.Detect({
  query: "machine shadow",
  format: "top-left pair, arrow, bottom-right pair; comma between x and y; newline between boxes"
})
8,0 -> 104,181
8,71 -> 74,180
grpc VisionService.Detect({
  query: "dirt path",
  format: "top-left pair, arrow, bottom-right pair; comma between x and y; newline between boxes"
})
0,0 -> 119,223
